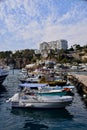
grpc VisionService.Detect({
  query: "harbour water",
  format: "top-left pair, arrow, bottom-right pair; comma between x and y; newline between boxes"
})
0,70 -> 87,130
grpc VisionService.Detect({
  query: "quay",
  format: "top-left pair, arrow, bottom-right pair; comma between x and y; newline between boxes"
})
68,74 -> 87,96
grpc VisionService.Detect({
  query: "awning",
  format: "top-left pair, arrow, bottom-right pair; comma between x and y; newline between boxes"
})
19,83 -> 48,88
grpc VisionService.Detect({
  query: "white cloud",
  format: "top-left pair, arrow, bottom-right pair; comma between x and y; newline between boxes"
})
40,18 -> 87,47
0,0 -> 87,51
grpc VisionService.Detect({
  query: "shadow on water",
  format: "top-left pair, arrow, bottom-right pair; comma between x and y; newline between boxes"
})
76,89 -> 87,109
11,108 -> 73,130
81,96 -> 87,108
0,85 -> 7,94
23,121 -> 49,130
0,85 -> 7,105
11,108 -> 73,119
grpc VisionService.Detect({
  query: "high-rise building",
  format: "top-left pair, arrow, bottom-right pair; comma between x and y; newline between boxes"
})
39,40 -> 68,56
56,40 -> 68,50
40,42 -> 49,51
48,41 -> 57,50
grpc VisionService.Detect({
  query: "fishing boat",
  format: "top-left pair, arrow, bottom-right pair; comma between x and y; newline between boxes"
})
19,74 -> 41,83
19,71 -> 67,86
39,75 -> 67,86
18,83 -> 74,96
19,76 -> 40,83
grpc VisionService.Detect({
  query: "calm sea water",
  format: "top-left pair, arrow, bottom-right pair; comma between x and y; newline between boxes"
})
0,70 -> 87,130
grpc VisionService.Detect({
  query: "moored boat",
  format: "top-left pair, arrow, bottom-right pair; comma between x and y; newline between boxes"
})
0,67 -> 9,85
6,83 -> 74,109
7,93 -> 73,109
18,83 -> 74,96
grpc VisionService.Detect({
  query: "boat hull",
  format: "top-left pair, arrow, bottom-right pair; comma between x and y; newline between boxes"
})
12,101 -> 72,109
11,95 -> 73,109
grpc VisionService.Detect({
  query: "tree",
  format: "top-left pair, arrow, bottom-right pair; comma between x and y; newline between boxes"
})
76,44 -> 81,50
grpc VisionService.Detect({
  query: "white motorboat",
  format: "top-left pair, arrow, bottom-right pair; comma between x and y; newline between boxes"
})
7,92 -> 73,109
19,74 -> 41,83
7,83 -> 74,109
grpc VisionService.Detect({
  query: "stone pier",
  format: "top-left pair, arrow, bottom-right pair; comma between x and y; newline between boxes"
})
68,74 -> 87,95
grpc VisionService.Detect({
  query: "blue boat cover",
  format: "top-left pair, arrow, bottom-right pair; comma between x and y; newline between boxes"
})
19,83 -> 48,88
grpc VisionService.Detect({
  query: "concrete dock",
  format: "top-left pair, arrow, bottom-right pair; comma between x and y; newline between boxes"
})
68,74 -> 87,95
74,74 -> 87,86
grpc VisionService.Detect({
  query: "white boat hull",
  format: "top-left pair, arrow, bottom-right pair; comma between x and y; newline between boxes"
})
12,101 -> 72,109
10,94 -> 73,109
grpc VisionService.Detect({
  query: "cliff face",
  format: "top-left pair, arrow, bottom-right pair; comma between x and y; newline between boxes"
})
72,52 -> 81,60
0,49 -> 35,68
0,48 -> 87,68
0,58 -> 29,69
0,58 -> 7,66
72,50 -> 87,62
81,55 -> 87,62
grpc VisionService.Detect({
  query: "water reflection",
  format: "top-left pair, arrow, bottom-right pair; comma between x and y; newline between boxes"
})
11,108 -> 73,130
76,91 -> 87,109
24,121 -> 48,130
11,108 -> 73,119
0,85 -> 7,106
0,85 -> 7,94
81,97 -> 87,108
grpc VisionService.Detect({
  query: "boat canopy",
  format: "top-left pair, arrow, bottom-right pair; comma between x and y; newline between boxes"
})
19,83 -> 48,88
63,85 -> 74,89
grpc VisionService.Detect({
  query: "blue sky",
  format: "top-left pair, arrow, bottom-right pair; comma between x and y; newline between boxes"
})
0,0 -> 87,51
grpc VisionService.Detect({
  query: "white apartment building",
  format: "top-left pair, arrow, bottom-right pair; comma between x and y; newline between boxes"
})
40,42 -> 49,51
57,40 -> 68,50
48,41 -> 57,50
39,42 -> 49,57
40,39 -> 68,52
